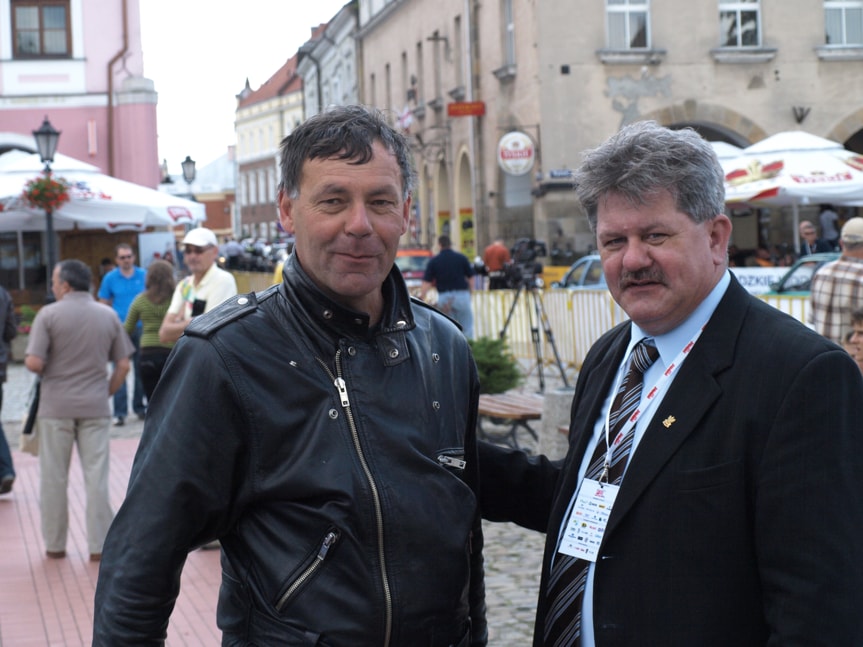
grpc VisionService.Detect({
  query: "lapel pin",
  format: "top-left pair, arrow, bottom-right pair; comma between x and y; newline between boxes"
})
662,415 -> 676,428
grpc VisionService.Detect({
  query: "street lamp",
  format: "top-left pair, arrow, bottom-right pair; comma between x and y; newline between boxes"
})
33,116 -> 61,301
181,155 -> 196,199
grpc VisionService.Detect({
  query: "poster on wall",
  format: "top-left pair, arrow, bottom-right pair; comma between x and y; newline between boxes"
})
138,231 -> 178,269
459,208 -> 476,260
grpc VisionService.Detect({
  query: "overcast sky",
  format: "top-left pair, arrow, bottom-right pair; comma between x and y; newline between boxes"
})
139,0 -> 348,173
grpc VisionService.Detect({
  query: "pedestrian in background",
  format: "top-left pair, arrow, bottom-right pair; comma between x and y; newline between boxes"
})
798,220 -> 832,256
484,238 -> 512,289
820,203 -> 841,250
847,307 -> 863,374
479,121 -> 863,645
158,227 -> 237,344
124,260 -> 176,402
98,243 -> 146,425
810,217 -> 863,346
0,284 -> 18,495
25,260 -> 134,561
421,234 -> 475,338
94,105 -> 487,646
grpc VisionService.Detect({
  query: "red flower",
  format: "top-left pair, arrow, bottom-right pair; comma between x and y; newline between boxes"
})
21,174 -> 71,211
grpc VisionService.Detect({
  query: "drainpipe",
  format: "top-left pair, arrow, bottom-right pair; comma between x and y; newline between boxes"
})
106,0 -> 129,176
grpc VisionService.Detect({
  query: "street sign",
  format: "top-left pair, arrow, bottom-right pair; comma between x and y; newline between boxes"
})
447,101 -> 486,117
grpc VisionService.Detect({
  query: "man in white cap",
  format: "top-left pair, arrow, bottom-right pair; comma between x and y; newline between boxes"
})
159,227 -> 237,344
810,216 -> 863,345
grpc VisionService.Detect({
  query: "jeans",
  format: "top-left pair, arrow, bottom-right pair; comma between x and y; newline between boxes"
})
113,328 -> 145,418
0,384 -> 12,479
437,290 -> 474,339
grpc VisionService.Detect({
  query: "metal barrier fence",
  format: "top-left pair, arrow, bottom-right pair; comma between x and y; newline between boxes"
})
231,270 -> 811,377
473,289 -> 810,379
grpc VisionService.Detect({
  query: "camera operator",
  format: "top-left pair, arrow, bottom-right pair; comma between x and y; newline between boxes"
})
483,239 -> 511,290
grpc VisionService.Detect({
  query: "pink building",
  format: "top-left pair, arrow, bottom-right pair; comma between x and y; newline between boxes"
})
0,0 -> 158,300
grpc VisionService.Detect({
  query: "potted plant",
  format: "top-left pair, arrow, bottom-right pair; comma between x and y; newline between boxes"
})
468,336 -> 523,394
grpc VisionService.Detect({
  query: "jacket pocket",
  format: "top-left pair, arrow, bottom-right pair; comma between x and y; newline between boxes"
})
274,528 -> 340,613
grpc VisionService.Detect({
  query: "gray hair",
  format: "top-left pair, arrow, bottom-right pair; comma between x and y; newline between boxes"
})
573,121 -> 726,232
278,105 -> 415,201
57,259 -> 92,292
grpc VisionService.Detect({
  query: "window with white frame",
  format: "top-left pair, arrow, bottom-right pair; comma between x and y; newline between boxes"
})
719,1 -> 761,48
11,0 -> 70,58
825,1 -> 863,45
606,0 -> 649,49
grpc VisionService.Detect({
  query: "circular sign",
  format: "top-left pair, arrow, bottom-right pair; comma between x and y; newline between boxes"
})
497,131 -> 535,176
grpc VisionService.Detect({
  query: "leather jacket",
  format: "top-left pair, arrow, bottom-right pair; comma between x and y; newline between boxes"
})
93,254 -> 487,647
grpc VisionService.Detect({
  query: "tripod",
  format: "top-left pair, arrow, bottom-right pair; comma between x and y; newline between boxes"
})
500,282 -> 570,393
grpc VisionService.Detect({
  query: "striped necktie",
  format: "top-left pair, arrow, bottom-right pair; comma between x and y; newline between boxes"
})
543,338 -> 660,646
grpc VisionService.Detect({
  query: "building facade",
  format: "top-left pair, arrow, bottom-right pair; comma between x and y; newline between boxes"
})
234,51 -> 307,241
298,1 -> 360,120
353,0 -> 863,261
0,0 -> 159,300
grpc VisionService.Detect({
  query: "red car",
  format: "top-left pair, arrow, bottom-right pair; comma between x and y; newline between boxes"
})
395,248 -> 432,296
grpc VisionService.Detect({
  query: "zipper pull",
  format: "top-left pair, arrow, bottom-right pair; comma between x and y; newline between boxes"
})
318,531 -> 337,560
438,455 -> 466,470
334,377 -> 350,408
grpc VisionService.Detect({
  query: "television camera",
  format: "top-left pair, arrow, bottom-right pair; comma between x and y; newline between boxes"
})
505,237 -> 547,289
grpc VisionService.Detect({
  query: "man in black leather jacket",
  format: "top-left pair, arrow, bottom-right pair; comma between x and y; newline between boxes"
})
93,106 -> 487,647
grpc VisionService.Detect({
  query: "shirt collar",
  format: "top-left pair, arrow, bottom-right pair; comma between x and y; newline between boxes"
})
629,270 -> 731,363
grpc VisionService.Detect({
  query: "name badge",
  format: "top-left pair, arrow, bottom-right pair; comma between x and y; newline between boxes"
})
557,479 -> 619,562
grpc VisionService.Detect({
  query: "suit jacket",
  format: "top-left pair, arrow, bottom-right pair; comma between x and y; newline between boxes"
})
480,276 -> 863,646
801,239 -> 834,255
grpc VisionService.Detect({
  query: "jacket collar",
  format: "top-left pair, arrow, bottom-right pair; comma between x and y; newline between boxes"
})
280,253 -> 416,363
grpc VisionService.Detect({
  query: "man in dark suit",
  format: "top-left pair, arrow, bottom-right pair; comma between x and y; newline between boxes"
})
479,121 -> 863,646
798,219 -> 833,255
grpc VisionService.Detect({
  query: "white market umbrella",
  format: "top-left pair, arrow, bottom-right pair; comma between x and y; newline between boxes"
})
722,131 -> 863,250
0,150 -> 206,231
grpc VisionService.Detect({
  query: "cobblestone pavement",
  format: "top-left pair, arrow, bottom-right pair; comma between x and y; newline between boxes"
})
2,362 -> 551,645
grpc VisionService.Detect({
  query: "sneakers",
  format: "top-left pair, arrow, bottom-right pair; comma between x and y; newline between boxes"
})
46,550 -> 66,559
113,417 -> 125,427
0,474 -> 13,494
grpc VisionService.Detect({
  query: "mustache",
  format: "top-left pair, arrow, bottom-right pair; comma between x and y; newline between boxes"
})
619,268 -> 666,289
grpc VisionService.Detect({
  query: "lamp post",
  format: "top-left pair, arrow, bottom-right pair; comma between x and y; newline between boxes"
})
181,155 -> 196,199
33,116 -> 61,301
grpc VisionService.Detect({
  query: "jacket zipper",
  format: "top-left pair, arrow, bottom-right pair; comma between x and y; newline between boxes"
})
275,530 -> 338,612
317,352 -> 393,647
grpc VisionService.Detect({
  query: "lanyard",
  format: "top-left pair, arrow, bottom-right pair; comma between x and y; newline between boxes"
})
600,324 -> 706,481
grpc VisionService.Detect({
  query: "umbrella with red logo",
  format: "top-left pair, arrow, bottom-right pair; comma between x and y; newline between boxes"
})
723,131 -> 863,250
0,150 -> 205,231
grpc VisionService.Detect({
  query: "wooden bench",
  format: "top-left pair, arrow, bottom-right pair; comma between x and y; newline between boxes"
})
477,391 -> 544,450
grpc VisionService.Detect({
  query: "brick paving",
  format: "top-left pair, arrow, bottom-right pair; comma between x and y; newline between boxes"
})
0,363 -> 549,646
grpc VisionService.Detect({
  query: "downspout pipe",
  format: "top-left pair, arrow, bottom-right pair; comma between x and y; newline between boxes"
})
106,0 -> 129,176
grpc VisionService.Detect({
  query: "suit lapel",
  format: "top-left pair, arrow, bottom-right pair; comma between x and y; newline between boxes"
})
546,326 -> 630,541
603,279 -> 750,536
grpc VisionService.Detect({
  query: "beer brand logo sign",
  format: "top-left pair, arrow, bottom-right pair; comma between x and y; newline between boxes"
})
497,131 -> 535,176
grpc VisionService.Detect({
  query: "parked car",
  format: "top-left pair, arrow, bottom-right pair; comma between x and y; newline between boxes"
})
394,248 -> 433,296
550,254 -> 607,290
764,252 -> 840,296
